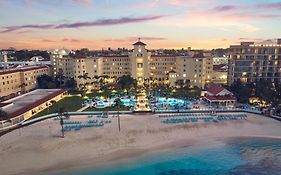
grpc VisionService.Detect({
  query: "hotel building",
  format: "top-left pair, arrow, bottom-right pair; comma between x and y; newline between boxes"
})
228,39 -> 281,85
50,40 -> 213,88
0,66 -> 51,99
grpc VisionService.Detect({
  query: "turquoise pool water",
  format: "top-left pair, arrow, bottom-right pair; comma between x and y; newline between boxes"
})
156,97 -> 190,107
94,98 -> 136,108
52,137 -> 281,175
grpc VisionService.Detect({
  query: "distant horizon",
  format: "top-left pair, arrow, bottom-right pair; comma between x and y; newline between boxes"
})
1,37 -> 280,51
1,0 -> 281,50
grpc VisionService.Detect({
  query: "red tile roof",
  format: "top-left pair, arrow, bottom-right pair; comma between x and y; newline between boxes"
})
0,66 -> 48,76
0,102 -> 11,108
206,84 -> 225,95
205,95 -> 236,102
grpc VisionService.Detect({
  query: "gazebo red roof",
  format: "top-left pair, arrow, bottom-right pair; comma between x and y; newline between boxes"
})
204,95 -> 236,102
206,84 -> 225,95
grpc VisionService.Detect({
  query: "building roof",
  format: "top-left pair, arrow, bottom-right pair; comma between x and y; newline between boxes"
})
169,70 -> 177,74
0,66 -> 48,76
213,64 -> 227,71
133,38 -> 146,46
0,89 -> 66,121
204,95 -> 236,102
205,84 -> 225,95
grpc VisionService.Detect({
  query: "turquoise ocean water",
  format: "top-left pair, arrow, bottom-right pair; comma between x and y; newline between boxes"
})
52,137 -> 281,175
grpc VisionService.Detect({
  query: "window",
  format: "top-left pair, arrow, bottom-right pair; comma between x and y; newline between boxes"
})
137,63 -> 143,68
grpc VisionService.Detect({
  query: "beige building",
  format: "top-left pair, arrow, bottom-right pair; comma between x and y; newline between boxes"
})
51,40 -> 213,88
0,66 -> 51,98
0,89 -> 66,130
228,40 -> 281,85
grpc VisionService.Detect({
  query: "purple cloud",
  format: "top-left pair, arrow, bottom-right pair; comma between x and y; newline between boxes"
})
55,16 -> 165,29
0,15 -> 166,33
213,5 -> 238,12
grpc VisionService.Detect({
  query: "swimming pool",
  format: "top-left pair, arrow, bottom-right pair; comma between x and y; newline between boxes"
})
155,97 -> 190,107
95,98 -> 136,108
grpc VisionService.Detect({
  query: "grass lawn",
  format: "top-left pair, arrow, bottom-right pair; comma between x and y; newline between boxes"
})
29,95 -> 84,120
83,106 -> 130,112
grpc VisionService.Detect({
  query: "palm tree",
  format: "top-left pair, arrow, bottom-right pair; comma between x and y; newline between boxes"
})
92,75 -> 100,89
78,73 -> 91,94
57,107 -> 69,138
78,73 -> 91,86
114,98 -> 123,132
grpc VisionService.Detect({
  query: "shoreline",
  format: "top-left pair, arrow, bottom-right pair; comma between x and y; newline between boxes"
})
1,113 -> 281,175
41,135 -> 281,175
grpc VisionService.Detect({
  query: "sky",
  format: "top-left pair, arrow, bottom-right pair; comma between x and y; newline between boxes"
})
0,0 -> 281,50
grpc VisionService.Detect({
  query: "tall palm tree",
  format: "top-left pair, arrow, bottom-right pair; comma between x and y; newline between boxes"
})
78,73 -> 91,85
114,98 -> 123,132
57,107 -> 69,138
78,73 -> 91,94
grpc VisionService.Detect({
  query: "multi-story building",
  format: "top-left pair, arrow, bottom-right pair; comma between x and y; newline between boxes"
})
0,66 -> 51,98
51,40 -> 213,88
50,49 -> 73,78
228,39 -> 281,85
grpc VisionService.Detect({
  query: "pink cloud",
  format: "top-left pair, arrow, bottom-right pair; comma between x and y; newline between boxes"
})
0,15 -> 166,33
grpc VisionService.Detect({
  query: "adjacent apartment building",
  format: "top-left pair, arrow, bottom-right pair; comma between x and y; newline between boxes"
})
51,40 -> 213,88
0,66 -> 51,98
228,39 -> 281,85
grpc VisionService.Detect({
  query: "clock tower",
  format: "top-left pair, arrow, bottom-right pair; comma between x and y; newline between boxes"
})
130,38 -> 151,86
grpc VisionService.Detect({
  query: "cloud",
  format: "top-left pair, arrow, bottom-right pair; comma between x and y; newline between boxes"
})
71,0 -> 91,5
0,15 -> 166,33
137,0 -> 208,9
42,39 -> 55,42
55,15 -> 165,29
61,38 -> 81,43
22,0 -> 92,5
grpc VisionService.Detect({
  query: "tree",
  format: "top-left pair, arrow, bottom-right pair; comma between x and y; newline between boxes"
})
57,107 -> 69,138
78,73 -> 91,96
116,75 -> 137,90
55,68 -> 65,88
37,74 -> 54,89
114,98 -> 124,132
229,79 -> 253,103
65,78 -> 77,92
0,109 -> 8,120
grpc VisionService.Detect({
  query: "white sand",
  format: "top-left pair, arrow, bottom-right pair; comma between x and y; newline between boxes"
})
0,113 -> 281,175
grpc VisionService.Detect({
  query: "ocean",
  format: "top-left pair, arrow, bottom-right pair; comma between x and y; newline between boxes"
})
52,137 -> 281,175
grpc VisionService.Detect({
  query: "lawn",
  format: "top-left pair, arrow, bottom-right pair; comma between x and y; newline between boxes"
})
29,95 -> 84,120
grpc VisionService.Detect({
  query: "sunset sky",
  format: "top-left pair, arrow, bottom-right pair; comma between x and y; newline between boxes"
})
0,0 -> 281,50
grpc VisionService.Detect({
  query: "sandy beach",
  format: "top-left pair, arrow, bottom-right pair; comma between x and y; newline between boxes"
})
0,113 -> 281,175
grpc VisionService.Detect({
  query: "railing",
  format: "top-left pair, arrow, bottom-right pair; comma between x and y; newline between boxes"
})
154,108 -> 262,114
21,111 -> 133,126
